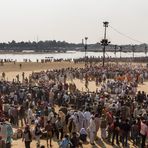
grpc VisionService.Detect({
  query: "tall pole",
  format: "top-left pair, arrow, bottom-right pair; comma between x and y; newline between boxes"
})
120,46 -> 122,58
114,45 -> 117,58
101,22 -> 110,67
82,39 -> 84,45
84,37 -> 88,68
132,45 -> 135,59
145,45 -> 147,56
83,37 -> 88,90
114,45 -> 117,64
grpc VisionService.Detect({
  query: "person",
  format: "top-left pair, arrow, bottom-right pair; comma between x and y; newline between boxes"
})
27,106 -> 33,126
0,135 -> 5,148
34,123 -> 42,147
131,120 -> 140,145
78,111 -> 85,131
0,119 -> 13,148
112,118 -> 120,145
13,106 -> 19,126
70,132 -> 81,148
140,120 -> 148,148
5,119 -> 13,148
97,102 -> 103,117
0,119 -> 7,148
44,107 -> 49,128
0,98 -> 3,112
22,72 -> 25,81
79,128 -> 87,143
100,114 -> 107,139
19,105 -> 26,127
83,109 -> 91,129
94,113 -> 100,139
88,115 -> 96,145
45,120 -> 53,147
20,63 -> 22,69
22,125 -> 32,148
67,118 -> 76,135
120,119 -> 130,147
2,72 -> 5,80
16,74 -> 19,82
85,74 -> 88,89
59,135 -> 72,148
55,117 -> 64,140
106,111 -> 113,142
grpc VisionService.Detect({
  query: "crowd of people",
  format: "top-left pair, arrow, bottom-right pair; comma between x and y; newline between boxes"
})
0,63 -> 148,148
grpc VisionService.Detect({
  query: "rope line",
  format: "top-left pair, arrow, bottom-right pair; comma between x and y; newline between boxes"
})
109,25 -> 144,44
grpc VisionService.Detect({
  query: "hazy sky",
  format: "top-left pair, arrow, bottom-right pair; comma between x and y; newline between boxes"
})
0,0 -> 147,45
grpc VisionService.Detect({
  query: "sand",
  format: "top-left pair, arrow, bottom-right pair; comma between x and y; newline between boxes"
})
0,61 -> 147,148
0,62 -> 84,81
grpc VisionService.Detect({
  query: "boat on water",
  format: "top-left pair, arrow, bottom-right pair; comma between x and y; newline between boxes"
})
66,51 -> 77,53
45,57 -> 53,59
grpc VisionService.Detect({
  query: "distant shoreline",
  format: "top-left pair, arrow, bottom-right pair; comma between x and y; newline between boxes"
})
0,50 -> 146,54
0,51 -> 64,54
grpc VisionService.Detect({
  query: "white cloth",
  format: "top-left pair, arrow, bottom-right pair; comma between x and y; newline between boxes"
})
78,111 -> 85,130
84,111 -> 91,129
27,108 -> 33,118
84,111 -> 91,121
90,132 -> 95,144
89,119 -> 96,144
27,108 -> 33,125
89,119 -> 96,133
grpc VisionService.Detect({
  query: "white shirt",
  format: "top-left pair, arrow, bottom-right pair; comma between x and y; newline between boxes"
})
27,108 -> 33,118
84,111 -> 91,121
89,119 -> 96,132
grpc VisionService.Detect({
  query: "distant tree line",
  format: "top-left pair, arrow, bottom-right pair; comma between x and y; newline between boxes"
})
0,40 -> 147,52
0,40 -> 83,52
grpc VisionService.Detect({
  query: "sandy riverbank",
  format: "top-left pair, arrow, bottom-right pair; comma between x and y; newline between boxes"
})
0,62 -> 84,81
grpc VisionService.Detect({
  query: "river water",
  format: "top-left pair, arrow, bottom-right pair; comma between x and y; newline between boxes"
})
0,51 -> 147,62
